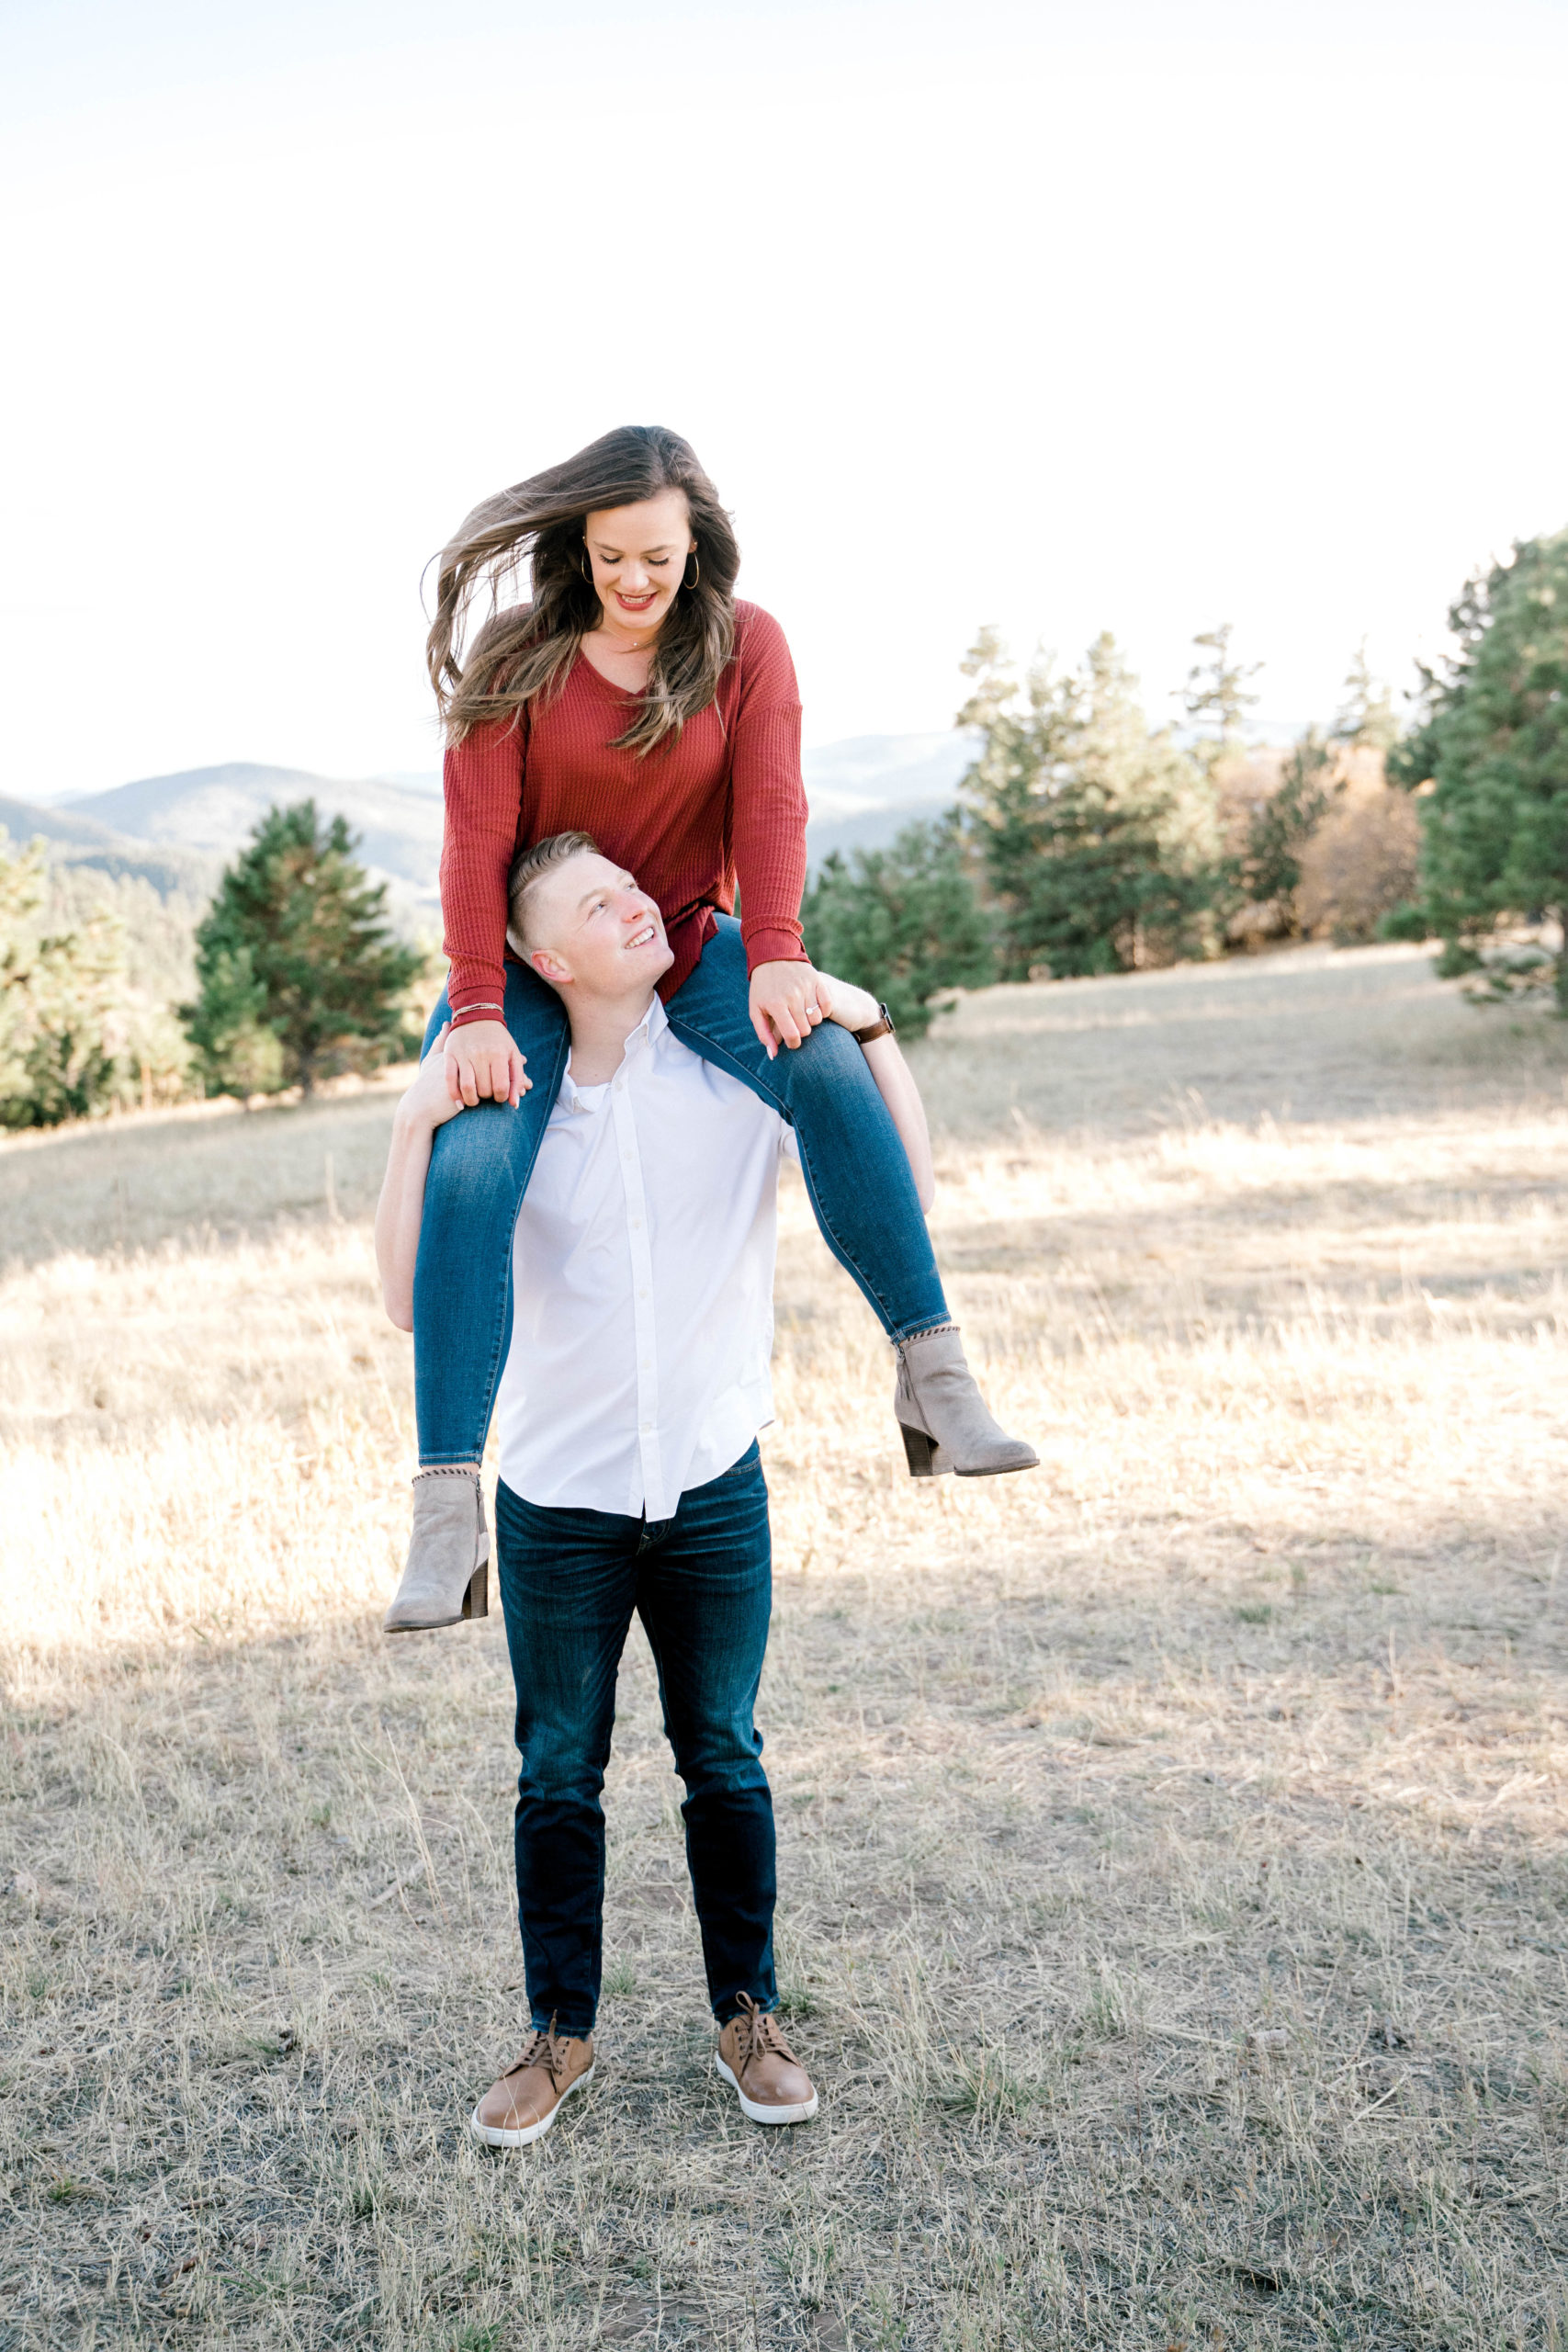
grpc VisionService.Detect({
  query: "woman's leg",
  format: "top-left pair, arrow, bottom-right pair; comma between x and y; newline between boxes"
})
412,960 -> 571,1465
665,918 -> 950,1341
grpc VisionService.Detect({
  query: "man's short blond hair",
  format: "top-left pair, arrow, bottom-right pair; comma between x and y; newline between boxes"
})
506,831 -> 601,950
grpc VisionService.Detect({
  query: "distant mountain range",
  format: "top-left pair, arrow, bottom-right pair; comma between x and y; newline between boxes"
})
802,732 -> 977,869
0,733 -> 981,922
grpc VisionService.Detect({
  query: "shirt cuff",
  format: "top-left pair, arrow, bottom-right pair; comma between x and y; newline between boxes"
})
743,927 -> 810,973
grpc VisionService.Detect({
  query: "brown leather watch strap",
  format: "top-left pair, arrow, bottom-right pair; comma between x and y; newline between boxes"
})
852,1003 -> 896,1046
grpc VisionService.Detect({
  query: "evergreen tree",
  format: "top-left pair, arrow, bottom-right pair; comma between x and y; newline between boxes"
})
0,831 -> 131,1129
1333,639 -> 1399,752
1181,622 -> 1263,769
801,813 -> 993,1037
960,629 -> 1223,979
1389,528 -> 1568,1003
182,801 -> 423,1095
1240,729 -> 1334,910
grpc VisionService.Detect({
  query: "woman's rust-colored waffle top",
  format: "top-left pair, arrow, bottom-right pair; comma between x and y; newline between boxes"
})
440,599 -> 810,1026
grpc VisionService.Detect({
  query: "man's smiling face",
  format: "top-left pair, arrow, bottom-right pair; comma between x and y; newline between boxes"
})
522,851 -> 674,1000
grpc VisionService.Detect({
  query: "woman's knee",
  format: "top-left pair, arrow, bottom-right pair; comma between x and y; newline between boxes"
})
424,1097 -> 535,1198
780,1016 -> 870,1110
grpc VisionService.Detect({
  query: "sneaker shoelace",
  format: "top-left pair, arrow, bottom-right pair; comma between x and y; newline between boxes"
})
507,2014 -> 571,2088
731,1991 -> 795,2080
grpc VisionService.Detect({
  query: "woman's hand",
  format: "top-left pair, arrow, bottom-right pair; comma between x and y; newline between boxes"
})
749,959 -> 839,1058
443,1017 -> 529,1108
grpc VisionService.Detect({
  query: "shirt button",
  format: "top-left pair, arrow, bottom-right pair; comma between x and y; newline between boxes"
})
640,1420 -> 652,1433
630,1216 -> 641,1229
638,1288 -> 649,1300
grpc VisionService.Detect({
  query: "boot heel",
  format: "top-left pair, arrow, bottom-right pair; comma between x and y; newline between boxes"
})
463,1557 -> 489,1621
900,1422 -> 938,1477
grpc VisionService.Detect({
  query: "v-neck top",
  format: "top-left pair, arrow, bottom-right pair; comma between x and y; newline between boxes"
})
440,600 -> 809,1023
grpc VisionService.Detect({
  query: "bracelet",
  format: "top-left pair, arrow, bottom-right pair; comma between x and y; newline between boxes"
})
852,1002 -> 896,1046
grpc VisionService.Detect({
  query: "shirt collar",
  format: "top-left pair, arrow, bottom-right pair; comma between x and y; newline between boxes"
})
558,994 -> 668,1111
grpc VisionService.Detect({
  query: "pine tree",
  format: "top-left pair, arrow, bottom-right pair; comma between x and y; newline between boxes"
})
801,814 -> 993,1037
961,630 -> 1223,979
1181,622 -> 1263,770
1240,729 -> 1334,910
182,802 -> 423,1096
0,831 -> 131,1129
1389,528 -> 1568,1003
1333,639 -> 1399,752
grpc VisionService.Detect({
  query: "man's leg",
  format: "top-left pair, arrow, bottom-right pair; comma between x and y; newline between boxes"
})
636,1442 -> 818,2125
470,1479 -> 639,2147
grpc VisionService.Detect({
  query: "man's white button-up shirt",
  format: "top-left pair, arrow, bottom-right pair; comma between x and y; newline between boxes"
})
493,994 -> 799,1520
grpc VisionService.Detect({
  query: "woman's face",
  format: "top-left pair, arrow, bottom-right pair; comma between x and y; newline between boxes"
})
581,487 -> 697,636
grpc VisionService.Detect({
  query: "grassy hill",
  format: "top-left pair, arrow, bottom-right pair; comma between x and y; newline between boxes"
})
3,944 -> 1567,2342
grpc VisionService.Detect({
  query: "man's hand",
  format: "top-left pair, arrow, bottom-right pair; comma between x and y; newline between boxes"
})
815,974 -> 879,1033
398,1025 -> 470,1134
443,1017 -> 529,1108
749,960 -> 837,1058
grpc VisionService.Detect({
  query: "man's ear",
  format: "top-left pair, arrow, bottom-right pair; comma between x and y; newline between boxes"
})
530,946 -> 572,988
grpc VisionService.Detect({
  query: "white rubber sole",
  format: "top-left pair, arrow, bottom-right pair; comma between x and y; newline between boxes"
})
714,2052 -> 819,2125
469,2061 -> 594,2148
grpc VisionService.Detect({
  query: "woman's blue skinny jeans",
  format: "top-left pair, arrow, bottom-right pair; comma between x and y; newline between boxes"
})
412,914 -> 952,1465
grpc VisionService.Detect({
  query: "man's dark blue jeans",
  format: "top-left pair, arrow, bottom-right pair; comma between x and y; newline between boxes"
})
494,1442 -> 777,2038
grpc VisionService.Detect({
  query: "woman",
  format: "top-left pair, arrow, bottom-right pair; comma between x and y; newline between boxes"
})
393,425 -> 1034,1628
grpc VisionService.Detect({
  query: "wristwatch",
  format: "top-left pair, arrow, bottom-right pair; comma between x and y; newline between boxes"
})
852,1001 -> 896,1046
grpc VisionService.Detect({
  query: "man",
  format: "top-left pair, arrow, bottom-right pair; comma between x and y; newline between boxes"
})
374,833 -> 936,2146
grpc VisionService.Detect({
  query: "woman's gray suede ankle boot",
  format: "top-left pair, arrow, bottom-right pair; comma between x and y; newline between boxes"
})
383,1468 -> 490,1634
894,1327 -> 1038,1478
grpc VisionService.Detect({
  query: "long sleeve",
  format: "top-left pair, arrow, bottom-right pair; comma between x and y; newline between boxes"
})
727,609 -> 810,973
439,715 -> 525,1025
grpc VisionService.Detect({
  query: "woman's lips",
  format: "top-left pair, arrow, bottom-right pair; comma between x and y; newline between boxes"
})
615,591 -> 657,610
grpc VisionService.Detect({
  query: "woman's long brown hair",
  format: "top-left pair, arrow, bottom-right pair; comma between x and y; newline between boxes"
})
427,424 -> 739,754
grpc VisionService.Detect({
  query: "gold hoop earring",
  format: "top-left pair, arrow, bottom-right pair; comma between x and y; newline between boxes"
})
682,554 -> 700,592
581,548 -> 592,582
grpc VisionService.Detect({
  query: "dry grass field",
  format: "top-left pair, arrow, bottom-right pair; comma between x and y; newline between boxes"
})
4,943 -> 1568,2350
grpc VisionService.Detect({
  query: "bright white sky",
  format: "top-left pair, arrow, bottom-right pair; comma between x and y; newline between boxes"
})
4,0 -> 1566,795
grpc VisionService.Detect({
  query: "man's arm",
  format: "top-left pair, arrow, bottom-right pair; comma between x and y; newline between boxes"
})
816,973 -> 936,1212
374,1028 -> 466,1329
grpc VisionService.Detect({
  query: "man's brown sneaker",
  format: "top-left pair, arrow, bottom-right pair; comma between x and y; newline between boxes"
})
469,2020 -> 594,2148
715,1993 -> 818,2125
